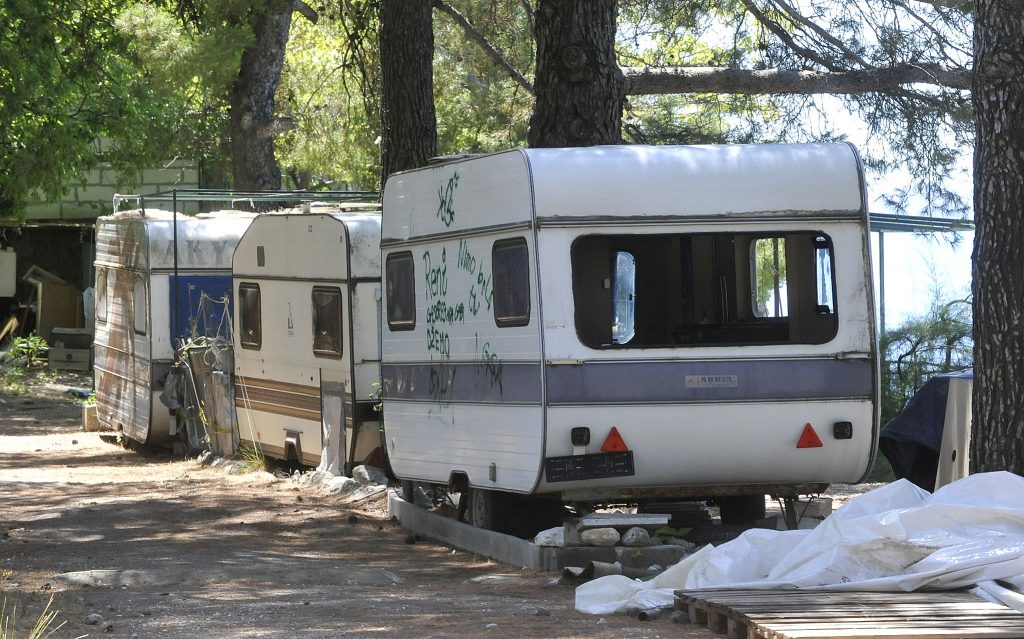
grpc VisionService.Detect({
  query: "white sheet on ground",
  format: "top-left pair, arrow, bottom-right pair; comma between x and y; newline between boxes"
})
576,472 -> 1024,615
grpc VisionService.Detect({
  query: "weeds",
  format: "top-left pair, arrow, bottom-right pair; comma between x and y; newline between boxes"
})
0,335 -> 52,394
236,443 -> 266,473
0,594 -> 78,639
8,335 -> 48,365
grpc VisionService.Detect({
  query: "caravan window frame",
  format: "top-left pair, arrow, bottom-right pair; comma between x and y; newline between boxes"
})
385,252 -> 416,331
492,237 -> 531,328
571,230 -> 839,349
132,272 -> 147,335
311,285 -> 343,358
238,282 -> 263,350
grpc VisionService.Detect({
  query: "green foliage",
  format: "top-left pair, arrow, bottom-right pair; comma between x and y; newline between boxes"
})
433,2 -> 534,155
880,296 -> 973,427
275,15 -> 380,190
0,0 -> 205,216
8,335 -> 48,365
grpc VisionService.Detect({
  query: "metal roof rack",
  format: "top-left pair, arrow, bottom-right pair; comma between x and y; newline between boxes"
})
112,188 -> 380,215
869,212 -> 974,233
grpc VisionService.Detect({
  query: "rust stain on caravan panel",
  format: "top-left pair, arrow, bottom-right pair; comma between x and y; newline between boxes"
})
95,221 -> 150,442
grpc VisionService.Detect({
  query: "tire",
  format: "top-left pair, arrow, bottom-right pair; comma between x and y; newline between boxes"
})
717,494 -> 766,525
468,488 -> 509,532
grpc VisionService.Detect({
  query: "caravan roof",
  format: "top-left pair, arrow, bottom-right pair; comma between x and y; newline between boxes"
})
96,210 -> 255,271
382,144 -> 866,241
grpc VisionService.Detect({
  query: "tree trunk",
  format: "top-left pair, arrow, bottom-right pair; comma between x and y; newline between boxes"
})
970,1 -> 1024,473
229,0 -> 293,192
528,0 -> 624,147
379,0 -> 437,183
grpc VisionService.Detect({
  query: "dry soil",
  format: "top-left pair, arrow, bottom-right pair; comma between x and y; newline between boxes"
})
0,370 -> 720,638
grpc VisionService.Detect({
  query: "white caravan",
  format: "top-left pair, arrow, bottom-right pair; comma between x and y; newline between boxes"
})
232,207 -> 383,472
94,210 -> 254,445
380,144 -> 878,528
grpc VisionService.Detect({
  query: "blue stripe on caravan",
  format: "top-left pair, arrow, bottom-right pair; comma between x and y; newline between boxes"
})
381,362 -> 542,404
382,358 -> 873,405
545,358 -> 874,405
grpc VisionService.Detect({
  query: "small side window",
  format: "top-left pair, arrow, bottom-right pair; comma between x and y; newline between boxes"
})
239,283 -> 262,349
132,273 -> 147,335
751,237 -> 788,318
814,236 -> 836,314
95,268 -> 108,324
493,238 -> 530,327
611,251 -> 636,344
312,286 -> 343,358
386,252 -> 416,331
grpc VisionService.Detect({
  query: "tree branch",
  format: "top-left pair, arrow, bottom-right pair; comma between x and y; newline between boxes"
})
623,64 -> 972,96
432,0 -> 534,95
739,0 -> 842,72
293,0 -> 318,24
767,0 -> 870,68
520,0 -> 535,40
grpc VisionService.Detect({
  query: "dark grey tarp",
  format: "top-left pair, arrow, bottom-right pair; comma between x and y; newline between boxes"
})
879,369 -> 973,491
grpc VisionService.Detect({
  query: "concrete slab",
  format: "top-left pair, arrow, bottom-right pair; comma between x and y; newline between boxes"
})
388,491 -> 693,572
572,513 -> 671,529
388,491 -> 558,570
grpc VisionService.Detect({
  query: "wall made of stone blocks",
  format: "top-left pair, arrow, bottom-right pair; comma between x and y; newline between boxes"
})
25,155 -> 199,221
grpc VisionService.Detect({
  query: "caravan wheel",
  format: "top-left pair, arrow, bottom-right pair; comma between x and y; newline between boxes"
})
468,488 -> 508,532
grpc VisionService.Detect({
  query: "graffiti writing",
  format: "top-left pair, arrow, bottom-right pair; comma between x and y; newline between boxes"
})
422,248 -> 447,300
426,325 -> 450,359
429,362 -> 457,402
475,269 -> 493,312
436,172 -> 459,227
474,333 -> 503,394
457,239 -> 476,274
426,299 -> 465,326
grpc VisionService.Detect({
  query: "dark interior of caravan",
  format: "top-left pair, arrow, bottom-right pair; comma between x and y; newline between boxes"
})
571,231 -> 839,348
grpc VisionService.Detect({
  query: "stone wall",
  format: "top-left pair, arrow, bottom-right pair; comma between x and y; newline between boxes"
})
25,139 -> 199,221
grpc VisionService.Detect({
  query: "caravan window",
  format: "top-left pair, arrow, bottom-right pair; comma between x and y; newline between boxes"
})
132,273 -> 147,335
611,252 -> 636,344
238,283 -> 262,349
571,231 -> 838,348
312,286 -> 343,358
814,236 -> 836,314
95,268 -> 108,324
386,252 -> 415,331
492,238 -> 530,327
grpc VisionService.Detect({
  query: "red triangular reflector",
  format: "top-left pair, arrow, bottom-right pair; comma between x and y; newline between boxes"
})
601,426 -> 629,452
797,423 -> 824,449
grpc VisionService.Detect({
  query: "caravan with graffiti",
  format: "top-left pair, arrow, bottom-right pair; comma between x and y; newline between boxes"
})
379,144 -> 879,530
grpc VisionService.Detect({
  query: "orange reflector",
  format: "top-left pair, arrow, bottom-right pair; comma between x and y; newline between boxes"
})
600,426 -> 629,452
797,423 -> 824,449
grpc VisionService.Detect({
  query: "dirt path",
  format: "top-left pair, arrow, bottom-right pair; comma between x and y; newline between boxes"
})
0,373 -> 715,638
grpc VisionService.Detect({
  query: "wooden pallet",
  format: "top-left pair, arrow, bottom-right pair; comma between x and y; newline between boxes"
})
676,588 -> 1024,639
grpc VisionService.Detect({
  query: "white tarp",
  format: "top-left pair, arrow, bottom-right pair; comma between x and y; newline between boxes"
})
576,472 -> 1024,615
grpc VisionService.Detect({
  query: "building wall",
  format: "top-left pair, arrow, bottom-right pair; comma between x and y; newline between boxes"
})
24,139 -> 199,221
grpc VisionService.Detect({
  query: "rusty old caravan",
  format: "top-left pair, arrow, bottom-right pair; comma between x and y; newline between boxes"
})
93,210 -> 253,445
